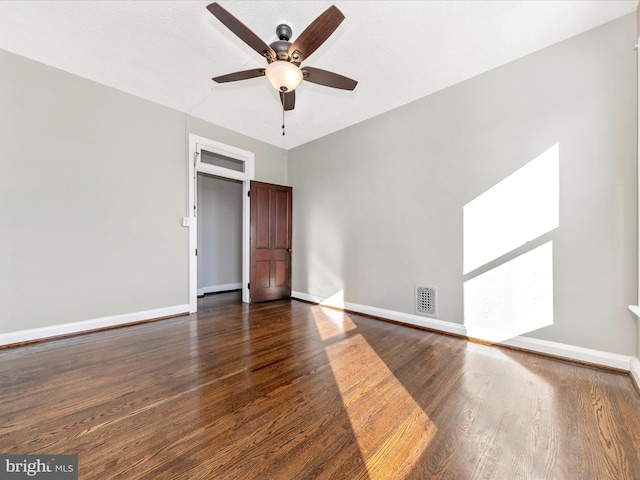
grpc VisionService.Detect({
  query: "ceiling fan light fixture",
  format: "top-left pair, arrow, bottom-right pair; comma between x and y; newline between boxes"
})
265,60 -> 303,92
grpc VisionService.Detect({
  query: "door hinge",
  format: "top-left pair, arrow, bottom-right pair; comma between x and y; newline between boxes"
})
247,190 -> 251,197
247,283 -> 250,290
195,248 -> 197,256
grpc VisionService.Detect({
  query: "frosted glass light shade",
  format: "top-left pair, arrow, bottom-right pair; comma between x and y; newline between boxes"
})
265,61 -> 303,92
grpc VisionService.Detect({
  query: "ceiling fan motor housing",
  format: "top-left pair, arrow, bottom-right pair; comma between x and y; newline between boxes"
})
271,25 -> 293,61
270,39 -> 291,61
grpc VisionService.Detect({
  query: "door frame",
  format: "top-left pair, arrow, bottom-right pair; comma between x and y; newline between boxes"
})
188,134 -> 255,312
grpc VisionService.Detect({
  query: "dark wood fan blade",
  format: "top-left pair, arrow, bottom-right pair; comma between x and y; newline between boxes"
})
280,90 -> 295,111
207,2 -> 276,61
288,5 -> 344,64
212,68 -> 265,83
302,67 -> 357,90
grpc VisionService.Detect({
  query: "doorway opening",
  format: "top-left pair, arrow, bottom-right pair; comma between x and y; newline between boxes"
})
188,134 -> 254,312
197,174 -> 243,296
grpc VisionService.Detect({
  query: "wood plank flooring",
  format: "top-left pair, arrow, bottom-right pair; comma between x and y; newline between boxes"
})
1,292 -> 640,479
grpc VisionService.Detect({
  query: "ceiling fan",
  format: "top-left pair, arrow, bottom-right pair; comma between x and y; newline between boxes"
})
207,2 -> 358,112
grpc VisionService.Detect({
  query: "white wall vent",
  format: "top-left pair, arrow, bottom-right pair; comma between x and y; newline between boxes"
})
415,285 -> 437,318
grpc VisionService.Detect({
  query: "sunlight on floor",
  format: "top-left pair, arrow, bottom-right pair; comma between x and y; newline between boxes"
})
461,342 -> 557,478
312,300 -> 356,341
312,306 -> 437,479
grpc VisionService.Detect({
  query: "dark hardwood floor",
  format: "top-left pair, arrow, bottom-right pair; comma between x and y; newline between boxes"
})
1,292 -> 640,479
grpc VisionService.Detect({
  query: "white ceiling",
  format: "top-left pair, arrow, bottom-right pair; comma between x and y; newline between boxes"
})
0,1 -> 636,149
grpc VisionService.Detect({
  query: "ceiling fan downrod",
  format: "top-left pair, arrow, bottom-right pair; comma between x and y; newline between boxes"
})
280,88 -> 286,136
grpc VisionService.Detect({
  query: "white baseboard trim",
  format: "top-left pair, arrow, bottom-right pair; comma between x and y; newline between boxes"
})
292,291 -> 634,372
0,304 -> 190,347
498,335 -> 633,371
631,357 -> 640,390
197,283 -> 242,296
292,291 -> 468,337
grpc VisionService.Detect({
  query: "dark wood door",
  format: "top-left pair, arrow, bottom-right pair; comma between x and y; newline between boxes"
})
250,181 -> 292,302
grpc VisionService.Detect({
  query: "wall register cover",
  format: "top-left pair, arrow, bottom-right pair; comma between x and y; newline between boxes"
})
415,285 -> 437,318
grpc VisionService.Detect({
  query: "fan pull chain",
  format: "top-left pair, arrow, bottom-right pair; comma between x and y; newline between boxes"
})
280,89 -> 286,136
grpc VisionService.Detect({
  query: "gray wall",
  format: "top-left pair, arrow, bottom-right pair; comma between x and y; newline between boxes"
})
289,14 -> 638,355
197,175 -> 242,291
0,48 -> 288,336
0,48 -> 187,333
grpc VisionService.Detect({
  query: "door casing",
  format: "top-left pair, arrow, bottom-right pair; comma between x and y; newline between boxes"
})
188,134 -> 254,312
